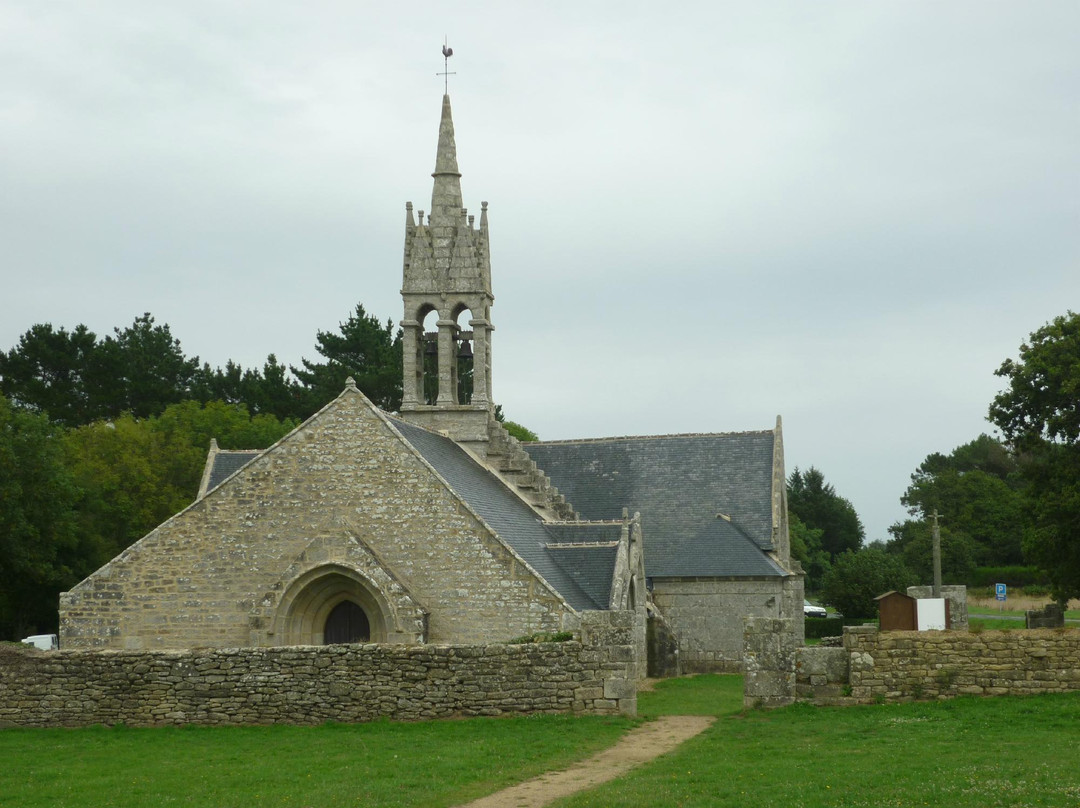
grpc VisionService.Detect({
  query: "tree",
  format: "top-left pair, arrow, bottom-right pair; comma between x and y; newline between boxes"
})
251,354 -> 307,421
492,405 -> 540,442
194,354 -> 306,422
886,518 -> 977,584
788,512 -> 831,591
292,304 -> 403,414
989,311 -> 1080,606
65,401 -> 297,566
503,421 -> 538,442
787,467 -> 865,560
96,313 -> 202,419
990,311 -> 1080,446
820,546 -> 916,619
0,395 -> 88,638
1,315 -> 202,426
0,323 -> 103,426
890,434 -> 1027,568
64,415 -> 189,565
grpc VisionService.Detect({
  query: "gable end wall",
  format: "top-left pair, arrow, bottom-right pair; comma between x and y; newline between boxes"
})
60,391 -> 574,649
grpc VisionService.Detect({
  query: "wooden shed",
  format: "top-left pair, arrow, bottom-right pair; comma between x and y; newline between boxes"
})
876,590 -> 917,631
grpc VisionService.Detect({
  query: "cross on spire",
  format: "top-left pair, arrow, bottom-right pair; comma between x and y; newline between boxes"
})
437,38 -> 456,94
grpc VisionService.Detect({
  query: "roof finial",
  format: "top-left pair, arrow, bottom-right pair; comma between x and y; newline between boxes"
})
438,38 -> 455,94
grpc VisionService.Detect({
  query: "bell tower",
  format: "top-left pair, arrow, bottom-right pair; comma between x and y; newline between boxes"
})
399,94 -> 494,450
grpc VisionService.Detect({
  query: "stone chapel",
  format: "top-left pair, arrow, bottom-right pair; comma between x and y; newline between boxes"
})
59,94 -> 803,673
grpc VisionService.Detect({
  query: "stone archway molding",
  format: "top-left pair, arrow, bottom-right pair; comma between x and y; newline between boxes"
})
248,530 -> 428,647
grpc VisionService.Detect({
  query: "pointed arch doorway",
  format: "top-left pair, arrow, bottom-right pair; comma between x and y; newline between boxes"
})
273,565 -> 390,646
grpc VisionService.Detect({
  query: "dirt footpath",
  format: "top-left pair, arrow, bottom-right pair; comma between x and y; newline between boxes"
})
455,715 -> 714,808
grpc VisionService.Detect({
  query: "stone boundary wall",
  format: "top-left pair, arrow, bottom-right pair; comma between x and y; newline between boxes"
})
751,624 -> 1080,706
846,626 -> 1080,702
795,646 -> 848,702
0,633 -> 636,729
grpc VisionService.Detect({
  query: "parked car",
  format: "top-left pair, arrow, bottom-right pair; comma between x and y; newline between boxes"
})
20,634 -> 58,650
803,600 -> 827,619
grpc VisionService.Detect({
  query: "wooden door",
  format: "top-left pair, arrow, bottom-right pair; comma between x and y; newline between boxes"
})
324,600 -> 370,644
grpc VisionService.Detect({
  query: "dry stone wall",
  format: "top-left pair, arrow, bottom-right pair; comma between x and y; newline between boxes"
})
0,630 -> 637,729
750,624 -> 1080,706
846,625 -> 1080,701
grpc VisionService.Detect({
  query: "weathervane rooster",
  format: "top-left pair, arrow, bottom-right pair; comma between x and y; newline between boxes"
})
439,40 -> 455,93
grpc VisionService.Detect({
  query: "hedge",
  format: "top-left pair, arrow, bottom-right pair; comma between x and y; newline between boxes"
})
970,566 -> 1049,588
804,617 -> 845,639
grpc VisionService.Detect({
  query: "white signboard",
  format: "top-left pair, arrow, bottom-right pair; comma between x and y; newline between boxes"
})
916,598 -> 947,631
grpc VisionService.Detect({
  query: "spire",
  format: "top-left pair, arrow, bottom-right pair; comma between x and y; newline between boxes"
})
430,94 -> 463,225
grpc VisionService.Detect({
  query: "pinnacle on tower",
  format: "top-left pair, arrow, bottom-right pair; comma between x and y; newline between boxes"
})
430,95 -> 463,226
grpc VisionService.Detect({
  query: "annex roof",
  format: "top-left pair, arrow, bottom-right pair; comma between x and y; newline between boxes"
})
524,432 -> 785,578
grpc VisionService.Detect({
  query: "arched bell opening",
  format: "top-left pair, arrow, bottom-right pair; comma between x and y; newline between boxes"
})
453,304 -> 475,405
274,565 -> 391,646
419,307 -> 440,405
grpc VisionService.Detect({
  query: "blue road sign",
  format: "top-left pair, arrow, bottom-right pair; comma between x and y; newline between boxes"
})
995,583 -> 1007,601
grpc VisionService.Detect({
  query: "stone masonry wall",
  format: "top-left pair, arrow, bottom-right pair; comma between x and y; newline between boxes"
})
846,626 -> 1080,702
654,577 -> 789,673
743,616 -> 796,708
749,625 -> 1080,706
61,390 -> 574,650
0,633 -> 636,729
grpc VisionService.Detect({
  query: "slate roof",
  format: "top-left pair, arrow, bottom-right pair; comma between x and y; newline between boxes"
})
201,419 -> 786,605
388,418 -> 616,611
542,522 -> 623,610
524,433 -> 786,579
206,450 -> 260,491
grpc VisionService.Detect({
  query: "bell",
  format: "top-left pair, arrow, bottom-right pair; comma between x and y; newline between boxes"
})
424,338 -> 438,356
457,340 -> 473,359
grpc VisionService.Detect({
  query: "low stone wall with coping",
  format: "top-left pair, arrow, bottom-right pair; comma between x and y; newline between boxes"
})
0,621 -> 637,728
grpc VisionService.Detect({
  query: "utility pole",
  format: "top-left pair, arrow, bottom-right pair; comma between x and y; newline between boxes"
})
931,509 -> 942,598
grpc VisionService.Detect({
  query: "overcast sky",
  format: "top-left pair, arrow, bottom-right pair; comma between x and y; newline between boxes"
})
2,2 -> 1077,543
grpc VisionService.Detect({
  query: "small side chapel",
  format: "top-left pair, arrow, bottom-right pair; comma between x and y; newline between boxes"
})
59,94 -> 803,673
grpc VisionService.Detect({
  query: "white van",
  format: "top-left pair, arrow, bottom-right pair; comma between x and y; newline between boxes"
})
20,634 -> 58,650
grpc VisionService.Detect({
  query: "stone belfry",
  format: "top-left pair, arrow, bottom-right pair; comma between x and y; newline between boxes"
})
399,94 -> 494,450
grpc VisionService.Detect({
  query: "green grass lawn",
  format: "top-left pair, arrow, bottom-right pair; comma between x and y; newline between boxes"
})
555,679 -> 1080,808
3,676 -> 1079,807
969,605 -> 1080,620
0,713 -> 633,808
969,616 -> 1025,631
